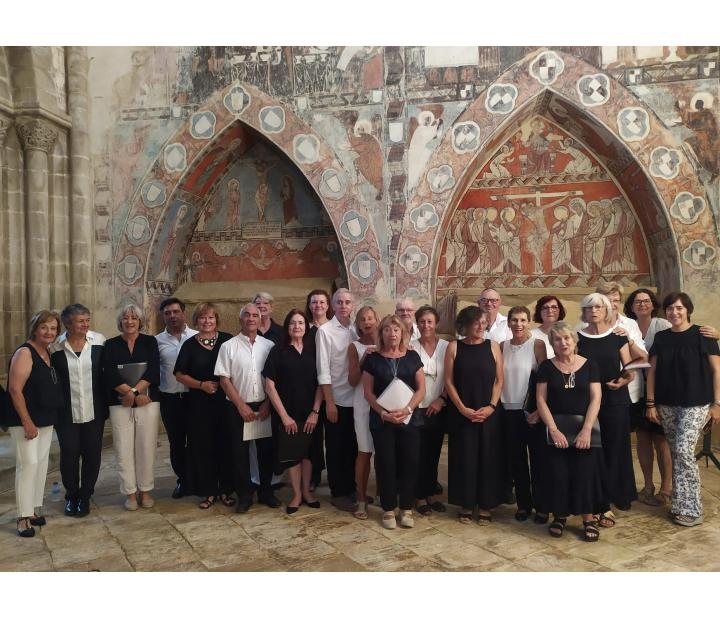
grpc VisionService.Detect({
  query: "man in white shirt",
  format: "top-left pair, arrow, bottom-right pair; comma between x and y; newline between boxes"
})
316,288 -> 358,512
478,288 -> 511,343
215,303 -> 278,513
395,297 -> 421,340
155,297 -> 198,499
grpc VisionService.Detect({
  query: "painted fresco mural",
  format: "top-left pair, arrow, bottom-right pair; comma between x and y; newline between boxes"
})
436,116 -> 651,292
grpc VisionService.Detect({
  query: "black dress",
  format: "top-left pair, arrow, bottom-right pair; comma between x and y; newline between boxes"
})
447,340 -> 512,510
174,332 -> 233,497
577,330 -> 637,509
536,359 -> 605,516
262,342 -> 319,466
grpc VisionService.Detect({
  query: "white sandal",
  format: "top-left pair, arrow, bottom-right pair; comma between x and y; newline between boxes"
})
353,501 -> 368,520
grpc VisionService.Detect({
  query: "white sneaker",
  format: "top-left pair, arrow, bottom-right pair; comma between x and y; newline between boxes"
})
124,497 -> 138,511
140,495 -> 155,508
382,511 -> 397,529
399,510 -> 414,528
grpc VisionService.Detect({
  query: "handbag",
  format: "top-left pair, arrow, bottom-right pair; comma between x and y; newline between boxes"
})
546,414 -> 602,448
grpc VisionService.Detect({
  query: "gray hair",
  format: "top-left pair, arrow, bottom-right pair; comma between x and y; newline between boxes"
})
580,292 -> 612,321
548,321 -> 579,348
61,303 -> 91,327
332,287 -> 353,305
116,303 -> 145,331
252,291 -> 274,304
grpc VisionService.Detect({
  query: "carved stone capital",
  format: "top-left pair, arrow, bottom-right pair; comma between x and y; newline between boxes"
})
0,113 -> 12,147
16,116 -> 58,153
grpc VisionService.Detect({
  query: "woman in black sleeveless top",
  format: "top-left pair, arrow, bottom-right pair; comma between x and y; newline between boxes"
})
7,310 -> 63,537
445,306 -> 511,525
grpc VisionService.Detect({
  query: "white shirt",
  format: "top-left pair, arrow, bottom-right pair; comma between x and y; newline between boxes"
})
486,312 -> 511,343
530,327 -> 554,358
614,314 -> 647,403
636,317 -> 671,395
501,338 -> 539,409
50,331 -> 106,424
412,337 -> 449,408
316,316 -> 357,407
156,325 -> 198,393
214,332 -> 274,403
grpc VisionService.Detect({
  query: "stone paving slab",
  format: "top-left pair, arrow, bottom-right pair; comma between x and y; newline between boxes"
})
0,434 -> 719,571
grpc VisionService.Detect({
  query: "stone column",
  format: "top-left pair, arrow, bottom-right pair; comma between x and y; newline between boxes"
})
0,113 -> 12,367
66,46 -> 95,308
16,116 -> 57,312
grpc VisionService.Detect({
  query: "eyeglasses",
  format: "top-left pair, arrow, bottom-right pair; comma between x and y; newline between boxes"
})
50,366 -> 58,385
541,305 -> 559,312
633,299 -> 652,305
479,298 -> 500,305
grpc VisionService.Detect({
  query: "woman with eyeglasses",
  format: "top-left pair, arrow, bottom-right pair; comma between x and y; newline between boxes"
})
6,310 -> 63,537
531,295 -> 567,358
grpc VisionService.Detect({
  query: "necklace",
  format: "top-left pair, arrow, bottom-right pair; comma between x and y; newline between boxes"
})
198,334 -> 218,347
556,356 -> 576,389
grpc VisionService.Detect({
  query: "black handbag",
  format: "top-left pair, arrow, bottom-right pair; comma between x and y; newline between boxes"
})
546,414 -> 602,448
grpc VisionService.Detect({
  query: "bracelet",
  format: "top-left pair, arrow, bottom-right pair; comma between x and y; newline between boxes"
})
488,402 -> 497,410
310,409 -> 319,415
199,381 -> 204,389
646,404 -> 656,409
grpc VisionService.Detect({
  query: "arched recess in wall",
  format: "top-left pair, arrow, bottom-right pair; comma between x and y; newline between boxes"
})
114,80 -> 387,323
396,49 -> 718,311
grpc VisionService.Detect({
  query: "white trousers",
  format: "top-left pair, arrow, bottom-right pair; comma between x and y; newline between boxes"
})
10,425 -> 54,518
109,402 -> 160,495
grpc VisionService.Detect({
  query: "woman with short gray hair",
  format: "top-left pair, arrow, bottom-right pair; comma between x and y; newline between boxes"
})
102,303 -> 161,511
50,304 -> 108,518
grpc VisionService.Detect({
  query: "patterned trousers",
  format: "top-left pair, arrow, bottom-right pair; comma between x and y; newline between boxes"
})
657,404 -> 709,518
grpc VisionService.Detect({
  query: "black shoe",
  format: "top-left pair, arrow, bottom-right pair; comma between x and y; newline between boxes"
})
434,481 -> 443,495
171,483 -> 185,499
76,499 -> 90,517
259,493 -> 281,508
302,499 -> 321,509
30,513 -> 47,526
64,499 -> 76,517
286,505 -> 300,515
235,500 -> 252,514
17,518 -> 35,538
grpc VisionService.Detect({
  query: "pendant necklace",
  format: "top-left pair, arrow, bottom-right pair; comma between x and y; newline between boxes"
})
199,334 -> 217,347
558,356 -> 576,389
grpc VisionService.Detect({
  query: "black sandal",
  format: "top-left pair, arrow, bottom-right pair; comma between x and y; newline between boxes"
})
17,517 -> 35,538
515,509 -> 530,522
458,511 -> 473,525
477,512 -> 492,526
549,518 -> 567,538
583,520 -> 600,542
417,503 -> 432,516
534,512 -> 549,524
219,494 -> 236,507
199,497 -> 216,510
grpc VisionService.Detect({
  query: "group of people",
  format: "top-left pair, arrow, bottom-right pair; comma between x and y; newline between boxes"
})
3,283 -> 719,542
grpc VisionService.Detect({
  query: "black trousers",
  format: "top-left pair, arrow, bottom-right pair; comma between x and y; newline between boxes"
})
187,395 -> 233,497
415,407 -> 446,499
324,405 -> 357,498
528,421 -> 550,514
55,416 -> 106,501
502,407 -> 533,512
371,422 -> 421,511
310,402 -> 326,484
159,392 -> 189,486
226,401 -> 275,503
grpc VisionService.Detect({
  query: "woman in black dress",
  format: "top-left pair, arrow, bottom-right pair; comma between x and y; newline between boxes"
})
536,322 -> 603,542
646,292 -> 720,527
444,306 -> 510,525
263,309 -> 322,514
362,314 -> 425,529
174,302 -> 234,509
577,292 -> 645,525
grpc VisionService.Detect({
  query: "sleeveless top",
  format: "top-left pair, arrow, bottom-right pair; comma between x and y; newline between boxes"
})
351,341 -> 371,415
7,343 -> 63,427
413,337 -> 449,408
452,339 -> 496,410
501,338 -> 539,409
530,327 -> 554,358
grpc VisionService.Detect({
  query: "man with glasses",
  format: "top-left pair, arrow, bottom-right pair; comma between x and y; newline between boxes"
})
395,297 -> 420,340
478,288 -> 511,343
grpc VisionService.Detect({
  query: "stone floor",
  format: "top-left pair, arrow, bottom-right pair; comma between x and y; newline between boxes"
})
1,435 -> 719,572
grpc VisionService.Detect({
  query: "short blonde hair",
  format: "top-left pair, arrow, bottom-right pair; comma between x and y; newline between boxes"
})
580,293 -> 612,322
252,291 -> 274,305
595,281 -> 624,299
192,302 -> 220,327
548,321 -> 579,350
116,303 -> 144,331
28,310 -> 61,341
377,314 -> 410,351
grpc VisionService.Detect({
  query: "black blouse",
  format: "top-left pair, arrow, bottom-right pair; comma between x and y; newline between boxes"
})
577,331 -> 630,406
102,333 -> 161,403
361,350 -> 423,429
650,325 -> 720,406
262,343 -> 318,422
259,320 -> 284,346
537,358 -> 600,416
174,332 -> 233,383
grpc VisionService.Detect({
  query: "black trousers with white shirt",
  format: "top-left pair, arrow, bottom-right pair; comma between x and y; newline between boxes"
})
324,405 -> 357,498
160,392 -> 189,487
56,416 -> 106,501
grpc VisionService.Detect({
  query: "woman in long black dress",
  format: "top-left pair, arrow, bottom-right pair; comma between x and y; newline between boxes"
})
444,306 -> 510,525
577,292 -> 645,525
263,309 -> 322,514
174,302 -> 234,509
536,322 -> 603,542
362,314 -> 425,529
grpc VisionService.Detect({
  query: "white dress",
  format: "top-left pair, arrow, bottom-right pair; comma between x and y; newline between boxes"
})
352,341 -> 374,453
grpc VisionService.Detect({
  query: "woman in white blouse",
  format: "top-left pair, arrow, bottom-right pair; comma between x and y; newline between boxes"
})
413,306 -> 449,515
501,306 -> 547,522
530,295 -> 567,358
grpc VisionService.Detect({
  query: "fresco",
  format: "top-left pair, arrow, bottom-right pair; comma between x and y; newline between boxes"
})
167,141 -> 341,285
437,116 -> 651,291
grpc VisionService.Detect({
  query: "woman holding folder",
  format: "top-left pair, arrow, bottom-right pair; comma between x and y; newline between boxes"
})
102,304 -> 161,511
262,309 -> 322,514
362,315 -> 425,529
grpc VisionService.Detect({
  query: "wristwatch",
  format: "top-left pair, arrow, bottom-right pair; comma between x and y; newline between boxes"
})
131,388 -> 139,396
713,400 -> 720,407
406,406 -> 413,415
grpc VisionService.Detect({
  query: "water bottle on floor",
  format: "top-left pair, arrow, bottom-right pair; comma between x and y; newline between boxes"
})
51,481 -> 61,501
